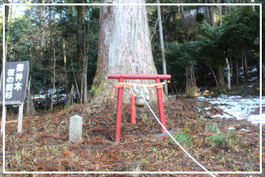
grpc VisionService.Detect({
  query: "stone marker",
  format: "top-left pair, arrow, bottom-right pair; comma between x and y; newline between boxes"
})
69,115 -> 83,143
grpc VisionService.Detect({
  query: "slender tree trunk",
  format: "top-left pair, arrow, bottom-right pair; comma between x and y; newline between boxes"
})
25,77 -> 35,115
207,64 -> 219,87
50,8 -> 56,111
67,84 -> 75,106
62,37 -> 69,95
40,0 -> 46,61
262,64 -> 265,80
71,57 -> 81,100
83,56 -> 88,103
157,0 -> 168,95
236,58 -> 239,85
217,65 -> 226,88
241,50 -> 245,82
50,38 -> 56,111
185,65 -> 199,97
226,58 -> 231,89
241,49 -> 248,82
76,2 -> 86,103
90,0 -> 157,104
244,49 -> 248,80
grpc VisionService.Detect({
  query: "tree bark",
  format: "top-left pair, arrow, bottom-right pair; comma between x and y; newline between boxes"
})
90,0 -> 157,104
25,77 -> 35,115
242,49 -> 248,82
40,0 -> 46,61
76,1 -> 86,103
217,65 -> 226,88
157,0 -> 168,95
207,64 -> 219,87
262,64 -> 265,80
209,6 -> 217,27
83,56 -> 88,103
185,65 -> 199,97
235,58 -> 239,85
244,49 -> 248,80
226,58 -> 231,89
50,35 -> 57,111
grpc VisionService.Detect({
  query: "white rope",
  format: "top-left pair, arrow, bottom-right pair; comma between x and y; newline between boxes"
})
141,95 -> 216,177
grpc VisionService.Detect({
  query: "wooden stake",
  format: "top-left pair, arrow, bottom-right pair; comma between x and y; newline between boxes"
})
1,105 -> 6,134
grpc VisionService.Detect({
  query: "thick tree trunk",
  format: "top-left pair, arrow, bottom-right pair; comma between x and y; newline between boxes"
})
209,6 -> 217,27
217,65 -> 226,88
185,65 -> 199,97
90,0 -> 157,104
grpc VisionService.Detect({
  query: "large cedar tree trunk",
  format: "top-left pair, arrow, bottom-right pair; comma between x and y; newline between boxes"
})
90,0 -> 157,104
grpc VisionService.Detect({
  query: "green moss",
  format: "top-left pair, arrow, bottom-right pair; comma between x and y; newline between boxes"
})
89,79 -> 106,105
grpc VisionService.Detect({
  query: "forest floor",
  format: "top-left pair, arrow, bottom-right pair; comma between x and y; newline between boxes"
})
0,95 -> 264,177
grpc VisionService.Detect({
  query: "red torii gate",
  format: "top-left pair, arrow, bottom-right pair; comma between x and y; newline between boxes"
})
108,74 -> 171,143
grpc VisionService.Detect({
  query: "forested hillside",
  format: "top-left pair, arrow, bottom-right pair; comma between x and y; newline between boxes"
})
0,0 -> 262,111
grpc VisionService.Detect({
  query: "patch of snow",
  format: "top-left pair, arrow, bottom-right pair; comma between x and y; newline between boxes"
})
249,67 -> 258,73
248,77 -> 258,82
227,127 -> 236,130
197,95 -> 264,124
204,107 -> 211,111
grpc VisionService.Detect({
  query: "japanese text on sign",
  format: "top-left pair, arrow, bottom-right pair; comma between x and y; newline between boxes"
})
0,61 -> 29,102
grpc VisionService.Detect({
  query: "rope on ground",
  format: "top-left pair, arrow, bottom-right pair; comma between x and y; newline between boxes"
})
141,94 -> 216,177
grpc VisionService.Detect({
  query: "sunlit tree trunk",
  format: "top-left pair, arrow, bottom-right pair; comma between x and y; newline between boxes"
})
90,0 -> 157,104
185,65 -> 199,97
226,58 -> 231,89
157,0 -> 168,95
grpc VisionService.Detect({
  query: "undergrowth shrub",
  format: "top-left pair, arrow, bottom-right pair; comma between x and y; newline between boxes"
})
170,130 -> 193,147
208,130 -> 239,149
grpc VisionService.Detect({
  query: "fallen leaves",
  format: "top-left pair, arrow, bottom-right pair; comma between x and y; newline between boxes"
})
2,98 -> 262,172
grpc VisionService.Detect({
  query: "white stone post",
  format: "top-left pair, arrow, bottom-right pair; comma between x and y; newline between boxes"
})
69,115 -> 83,143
